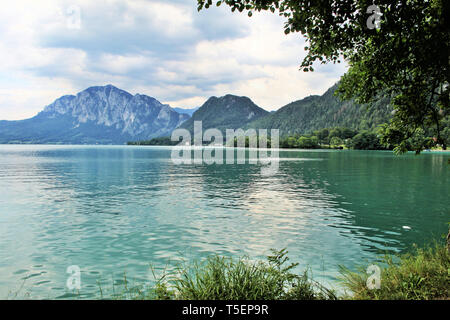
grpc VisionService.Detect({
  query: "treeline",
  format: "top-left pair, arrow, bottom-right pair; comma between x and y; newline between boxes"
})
280,125 -> 448,152
279,127 -> 389,150
127,137 -> 179,146
128,125 -> 448,152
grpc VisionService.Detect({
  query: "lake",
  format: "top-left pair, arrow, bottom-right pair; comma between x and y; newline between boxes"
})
0,145 -> 448,299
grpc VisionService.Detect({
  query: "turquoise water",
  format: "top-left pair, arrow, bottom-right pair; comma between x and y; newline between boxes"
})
0,145 -> 448,299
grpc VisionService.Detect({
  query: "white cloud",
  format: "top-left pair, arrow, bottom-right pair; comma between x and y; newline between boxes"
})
0,0 -> 347,119
165,96 -> 206,109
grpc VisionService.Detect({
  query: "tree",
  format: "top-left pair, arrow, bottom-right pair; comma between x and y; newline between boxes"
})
328,127 -> 342,139
314,128 -> 329,144
340,127 -> 357,140
197,0 -> 449,152
298,136 -> 319,148
330,136 -> 344,147
287,136 -> 299,148
441,117 -> 450,147
404,128 -> 433,154
349,131 -> 383,150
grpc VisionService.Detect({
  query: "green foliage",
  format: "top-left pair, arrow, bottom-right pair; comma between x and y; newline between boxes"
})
284,136 -> 299,148
337,1 -> 449,151
130,125 -> 438,153
314,128 -> 330,144
330,136 -> 344,147
280,126 -> 386,150
115,249 -> 336,300
348,131 -> 384,150
198,0 -> 450,151
247,85 -> 393,136
329,127 -> 357,140
171,249 -> 335,300
231,136 -> 272,148
440,117 -> 450,147
112,241 -> 450,300
340,243 -> 450,300
108,269 -> 177,300
380,122 -> 446,154
179,94 -> 268,133
127,137 -> 179,146
297,136 -> 319,149
407,129 -> 434,155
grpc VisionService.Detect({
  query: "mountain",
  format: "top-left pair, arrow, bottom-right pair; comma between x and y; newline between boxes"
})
0,85 -> 190,144
246,84 -> 393,135
173,107 -> 199,117
178,94 -> 269,133
0,84 -> 394,144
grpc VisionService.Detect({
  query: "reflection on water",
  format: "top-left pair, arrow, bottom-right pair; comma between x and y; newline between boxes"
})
0,145 -> 448,298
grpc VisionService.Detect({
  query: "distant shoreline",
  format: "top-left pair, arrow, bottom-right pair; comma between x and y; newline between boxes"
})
1,143 -> 449,154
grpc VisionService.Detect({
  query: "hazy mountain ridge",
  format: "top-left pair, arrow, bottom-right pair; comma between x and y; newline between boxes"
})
0,85 -> 190,144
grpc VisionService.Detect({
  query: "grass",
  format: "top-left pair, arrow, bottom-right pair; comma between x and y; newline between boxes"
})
8,235 -> 450,300
339,242 -> 449,300
114,249 -> 337,300
114,240 -> 449,300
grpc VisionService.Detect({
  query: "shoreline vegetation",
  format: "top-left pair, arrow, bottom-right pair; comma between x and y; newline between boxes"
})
112,238 -> 449,300
128,126 -> 449,154
114,238 -> 449,300
14,233 -> 443,300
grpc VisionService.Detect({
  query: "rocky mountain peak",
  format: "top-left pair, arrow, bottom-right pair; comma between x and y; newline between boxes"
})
2,85 -> 191,144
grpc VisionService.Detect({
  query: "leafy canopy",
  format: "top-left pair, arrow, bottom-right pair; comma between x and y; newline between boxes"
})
197,0 -> 450,152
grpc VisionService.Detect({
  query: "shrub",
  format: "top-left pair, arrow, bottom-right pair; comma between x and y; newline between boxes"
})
349,131 -> 384,150
298,136 -> 319,149
339,242 -> 450,300
171,249 -> 335,300
330,136 -> 344,147
117,249 -> 336,300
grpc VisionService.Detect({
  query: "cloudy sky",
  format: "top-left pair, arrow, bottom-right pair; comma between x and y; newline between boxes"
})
0,0 -> 347,120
